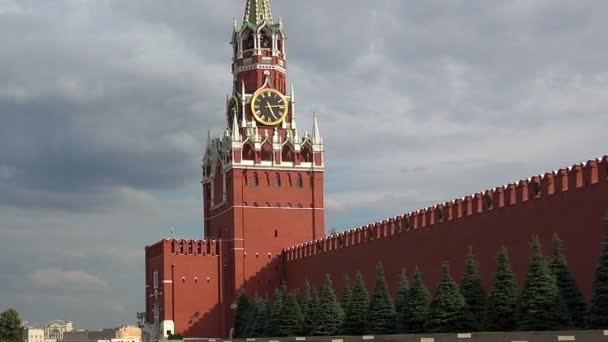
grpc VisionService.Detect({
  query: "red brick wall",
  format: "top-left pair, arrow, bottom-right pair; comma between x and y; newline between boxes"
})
284,158 -> 608,300
145,239 -> 224,338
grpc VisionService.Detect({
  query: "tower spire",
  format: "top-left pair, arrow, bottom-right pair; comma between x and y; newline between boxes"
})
243,0 -> 273,25
312,111 -> 322,145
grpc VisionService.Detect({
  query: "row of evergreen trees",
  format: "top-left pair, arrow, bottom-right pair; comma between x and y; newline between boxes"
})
233,233 -> 608,337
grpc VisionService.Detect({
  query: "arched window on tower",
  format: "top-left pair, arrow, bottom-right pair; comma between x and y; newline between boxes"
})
243,143 -> 254,161
251,173 -> 259,187
243,31 -> 254,50
260,31 -> 272,49
296,174 -> 303,188
261,142 -> 272,161
287,174 -> 293,187
301,144 -> 312,163
274,173 -> 281,187
282,145 -> 294,163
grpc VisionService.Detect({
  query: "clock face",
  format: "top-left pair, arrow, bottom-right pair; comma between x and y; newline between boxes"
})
250,88 -> 289,125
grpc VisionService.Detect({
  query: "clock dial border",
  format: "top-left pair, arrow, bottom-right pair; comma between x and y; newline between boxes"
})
250,88 -> 289,126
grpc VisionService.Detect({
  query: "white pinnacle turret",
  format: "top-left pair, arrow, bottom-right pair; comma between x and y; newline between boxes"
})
312,111 -> 322,145
231,111 -> 241,141
290,83 -> 297,130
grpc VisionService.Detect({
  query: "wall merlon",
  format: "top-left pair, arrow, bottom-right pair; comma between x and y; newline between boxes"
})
600,156 -> 608,181
558,168 -> 569,192
474,193 -> 484,214
569,163 -> 584,189
464,195 -> 473,216
542,172 -> 556,195
517,179 -> 529,202
494,186 -> 506,208
584,159 -> 599,184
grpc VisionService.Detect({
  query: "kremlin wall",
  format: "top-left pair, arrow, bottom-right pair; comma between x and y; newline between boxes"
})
284,156 -> 608,299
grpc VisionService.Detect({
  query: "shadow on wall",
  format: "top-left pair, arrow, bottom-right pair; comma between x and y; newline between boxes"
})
182,255 -> 285,338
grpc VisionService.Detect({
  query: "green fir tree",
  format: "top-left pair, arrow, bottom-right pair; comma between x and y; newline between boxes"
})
167,333 -> 183,340
516,236 -> 570,331
340,275 -> 354,333
309,290 -> 321,335
368,262 -> 396,334
459,247 -> 486,331
233,291 -> 253,338
269,284 -> 287,336
313,274 -> 344,336
0,309 -> 23,342
301,281 -> 318,335
550,234 -> 587,328
251,296 -> 272,337
278,292 -> 304,336
344,272 -> 370,335
588,224 -> 608,328
485,247 -> 518,331
393,269 -> 409,331
426,262 -> 467,333
400,267 -> 431,333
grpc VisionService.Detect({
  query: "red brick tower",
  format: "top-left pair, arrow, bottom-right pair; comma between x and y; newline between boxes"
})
145,1 -> 325,339
201,0 -> 325,331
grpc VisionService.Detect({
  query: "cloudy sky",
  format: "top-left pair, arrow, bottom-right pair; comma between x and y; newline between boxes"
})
1,0 -> 607,329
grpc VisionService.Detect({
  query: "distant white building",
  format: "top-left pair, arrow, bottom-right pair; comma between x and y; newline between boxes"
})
61,326 -> 141,342
23,327 -> 45,342
45,320 -> 73,340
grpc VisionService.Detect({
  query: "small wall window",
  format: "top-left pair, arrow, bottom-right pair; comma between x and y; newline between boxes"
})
179,241 -> 184,254
153,271 -> 159,289
252,173 -> 259,187
296,174 -> 303,188
274,174 -> 281,187
275,230 -> 278,237
297,203 -> 304,208
253,202 -> 259,207
275,202 -> 281,207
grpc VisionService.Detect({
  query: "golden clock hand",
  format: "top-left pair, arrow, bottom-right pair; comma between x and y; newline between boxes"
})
265,102 -> 278,119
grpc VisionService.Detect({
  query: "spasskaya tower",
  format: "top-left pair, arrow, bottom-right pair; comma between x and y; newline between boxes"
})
145,1 -> 325,340
202,0 -> 326,289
